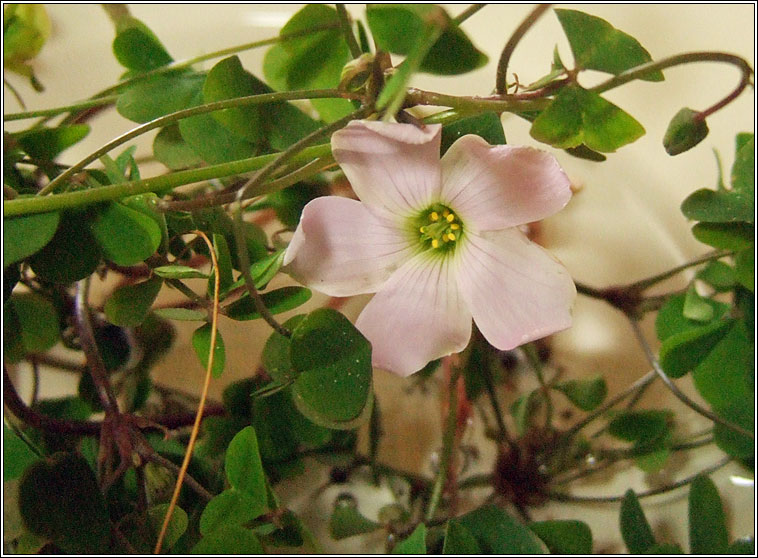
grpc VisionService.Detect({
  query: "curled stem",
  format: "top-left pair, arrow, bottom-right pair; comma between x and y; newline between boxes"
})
628,318 -> 753,440
495,4 -> 553,94
592,51 -> 753,121
155,230 -> 220,554
37,89 -> 359,196
453,4 -> 487,25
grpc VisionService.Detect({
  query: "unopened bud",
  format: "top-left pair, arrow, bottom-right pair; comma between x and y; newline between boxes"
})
339,53 -> 375,92
663,107 -> 709,156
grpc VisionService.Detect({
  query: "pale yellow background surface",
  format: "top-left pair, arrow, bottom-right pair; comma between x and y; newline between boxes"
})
5,4 -> 755,553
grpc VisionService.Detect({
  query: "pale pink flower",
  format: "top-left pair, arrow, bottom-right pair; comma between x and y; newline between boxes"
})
284,121 -> 576,377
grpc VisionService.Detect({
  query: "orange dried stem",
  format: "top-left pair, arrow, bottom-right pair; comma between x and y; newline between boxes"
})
154,230 -> 220,554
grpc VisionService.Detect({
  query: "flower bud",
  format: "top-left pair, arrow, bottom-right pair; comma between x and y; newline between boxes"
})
339,53 -> 375,92
663,107 -> 709,156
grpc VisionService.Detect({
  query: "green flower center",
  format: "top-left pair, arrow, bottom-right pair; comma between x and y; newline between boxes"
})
412,203 -> 463,253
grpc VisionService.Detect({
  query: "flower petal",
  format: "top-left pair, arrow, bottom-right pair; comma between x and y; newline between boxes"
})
440,135 -> 572,231
356,253 -> 472,377
456,229 -> 575,350
331,121 -> 443,216
283,196 -> 413,297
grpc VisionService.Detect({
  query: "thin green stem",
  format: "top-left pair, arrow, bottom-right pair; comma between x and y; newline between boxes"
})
628,317 -> 753,440
453,4 -> 487,25
36,89 -> 358,196
547,456 -> 731,503
90,21 -> 344,100
627,249 -> 732,291
592,51 -> 753,121
495,4 -> 552,94
336,4 -> 362,59
425,363 -> 463,522
5,95 -> 121,121
378,8 -> 447,119
482,353 -> 512,444
523,344 -> 553,428
229,106 -> 372,337
5,144 -> 332,217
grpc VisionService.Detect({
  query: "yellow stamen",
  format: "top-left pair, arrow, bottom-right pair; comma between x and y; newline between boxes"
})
450,223 -> 460,230
431,239 -> 439,248
419,226 -> 426,233
446,213 -> 455,222
430,212 -> 439,221
447,233 -> 457,241
442,209 -> 450,217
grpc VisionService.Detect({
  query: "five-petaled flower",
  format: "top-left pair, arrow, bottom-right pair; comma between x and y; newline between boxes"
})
284,121 -> 576,377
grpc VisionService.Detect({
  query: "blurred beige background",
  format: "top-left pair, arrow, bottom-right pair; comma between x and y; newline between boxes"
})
5,4 -> 754,553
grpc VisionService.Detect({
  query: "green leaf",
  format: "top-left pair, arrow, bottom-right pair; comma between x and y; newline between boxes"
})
117,71 -> 204,123
208,233 -> 234,298
226,249 -> 287,292
90,202 -> 162,266
153,307 -> 207,321
620,489 -> 656,553
104,277 -> 163,327
713,397 -> 754,458
734,248 -> 754,292
689,475 -> 729,554
554,9 -> 663,80
607,410 -> 671,448
191,524 -> 263,554
552,376 -> 607,411
224,286 -> 312,321
634,444 -> 671,473
530,85 -> 645,153
442,520 -> 482,554
696,261 -> 737,291
8,292 -> 60,354
655,292 -> 729,342
191,323 -> 225,378
225,426 -> 267,501
328,499 -> 381,540
452,504 -> 547,553
682,284 -> 714,321
154,265 -> 209,280
4,425 -> 40,481
663,108 -> 709,155
367,4 -> 487,75
3,210 -> 60,267
261,314 -> 307,385
681,188 -> 754,224
14,125 -> 90,160
692,321 -> 752,410
199,489 -> 264,536
147,504 -> 188,550
290,309 -> 373,424
202,56 -> 263,142
692,222 -> 754,250
112,18 -> 172,72
28,213 -> 102,283
392,523 -> 427,553
262,5 -> 352,122
529,520 -> 593,554
178,91 -> 259,165
731,134 -> 754,193
19,453 -> 111,554
728,537 -> 756,554
440,112 -> 505,155
153,124 -> 203,170
254,181 -> 330,229
659,318 -> 733,378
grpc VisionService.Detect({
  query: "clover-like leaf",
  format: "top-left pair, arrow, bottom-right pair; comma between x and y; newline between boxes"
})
552,376 -> 607,411
441,112 -> 505,155
329,498 -> 381,540
450,504 -> 547,553
90,202 -> 162,266
392,523 -> 427,554
555,9 -> 663,80
4,210 -> 60,267
530,85 -> 644,153
117,71 -> 204,123
529,520 -> 593,555
104,277 -> 163,327
689,475 -> 729,554
620,490 -> 656,553
224,287 -> 312,321
191,323 -> 226,378
290,309 -> 373,426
